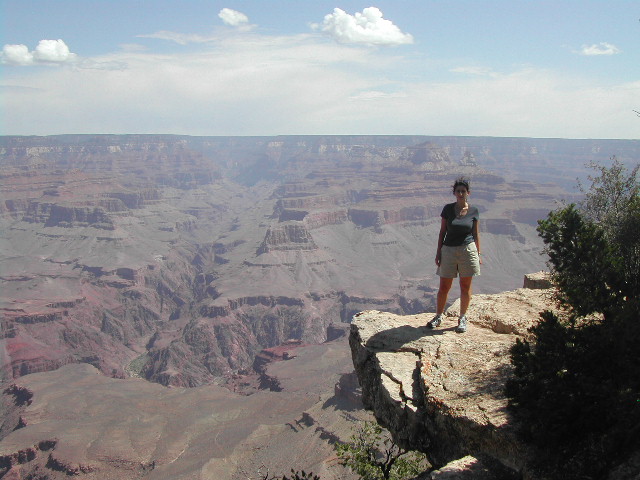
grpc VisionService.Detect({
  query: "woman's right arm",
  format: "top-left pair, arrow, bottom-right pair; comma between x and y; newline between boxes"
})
435,217 -> 447,266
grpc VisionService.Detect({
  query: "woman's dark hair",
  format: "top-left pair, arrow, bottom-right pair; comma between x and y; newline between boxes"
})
452,177 -> 470,193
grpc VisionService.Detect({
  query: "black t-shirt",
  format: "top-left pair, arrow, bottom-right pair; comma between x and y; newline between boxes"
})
441,203 -> 479,246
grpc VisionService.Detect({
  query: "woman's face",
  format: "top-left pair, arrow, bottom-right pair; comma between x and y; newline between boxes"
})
454,185 -> 469,200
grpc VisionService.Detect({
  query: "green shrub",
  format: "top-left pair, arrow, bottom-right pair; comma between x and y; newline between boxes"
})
335,421 -> 429,480
257,468 -> 320,480
281,470 -> 320,480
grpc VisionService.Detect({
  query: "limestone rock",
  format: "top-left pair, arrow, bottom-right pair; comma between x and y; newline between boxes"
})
523,271 -> 551,290
445,286 -> 555,337
349,277 -> 557,478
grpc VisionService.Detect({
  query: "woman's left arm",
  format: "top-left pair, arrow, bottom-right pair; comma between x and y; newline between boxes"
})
472,219 -> 482,264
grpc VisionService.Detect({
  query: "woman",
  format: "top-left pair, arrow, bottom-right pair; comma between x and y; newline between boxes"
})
427,177 -> 482,333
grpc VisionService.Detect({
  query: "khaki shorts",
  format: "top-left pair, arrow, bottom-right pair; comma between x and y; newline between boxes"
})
437,243 -> 481,278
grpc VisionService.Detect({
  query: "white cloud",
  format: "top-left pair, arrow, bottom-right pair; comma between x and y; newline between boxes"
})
349,90 -> 407,100
76,58 -> 128,71
33,39 -> 77,63
580,42 -> 621,56
2,44 -> 34,65
1,34 -> 377,135
2,39 -> 77,66
0,85 -> 42,93
354,70 -> 640,139
313,7 -> 414,46
137,31 -> 213,45
2,32 -> 638,140
139,8 -> 254,45
218,8 -> 249,27
119,43 -> 148,53
450,66 -> 498,77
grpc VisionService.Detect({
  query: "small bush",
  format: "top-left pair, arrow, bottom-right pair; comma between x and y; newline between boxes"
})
335,421 -> 429,480
281,470 -> 320,480
256,468 -> 320,480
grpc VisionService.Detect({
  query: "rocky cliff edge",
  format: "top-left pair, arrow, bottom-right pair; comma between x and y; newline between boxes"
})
349,272 -> 554,479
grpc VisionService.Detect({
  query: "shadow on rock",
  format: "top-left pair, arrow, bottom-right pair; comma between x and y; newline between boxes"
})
364,324 -> 448,352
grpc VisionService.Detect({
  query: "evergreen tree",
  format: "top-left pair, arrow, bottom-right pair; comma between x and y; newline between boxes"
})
506,160 -> 640,479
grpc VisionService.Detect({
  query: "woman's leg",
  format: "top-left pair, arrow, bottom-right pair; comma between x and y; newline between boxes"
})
436,277 -> 454,315
459,276 -> 473,316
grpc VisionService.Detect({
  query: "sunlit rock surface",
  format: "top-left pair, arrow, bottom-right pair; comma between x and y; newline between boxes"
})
349,275 -> 557,478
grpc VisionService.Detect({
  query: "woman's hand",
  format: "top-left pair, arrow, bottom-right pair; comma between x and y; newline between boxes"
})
435,251 -> 441,266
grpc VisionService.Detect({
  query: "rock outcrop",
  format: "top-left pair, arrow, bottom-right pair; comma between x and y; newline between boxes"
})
257,223 -> 318,254
349,274 -> 556,478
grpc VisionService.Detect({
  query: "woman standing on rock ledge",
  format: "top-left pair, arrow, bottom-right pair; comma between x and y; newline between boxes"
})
428,177 -> 482,333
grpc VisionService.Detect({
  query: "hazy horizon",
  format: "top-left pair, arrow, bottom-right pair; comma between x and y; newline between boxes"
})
2,133 -> 639,142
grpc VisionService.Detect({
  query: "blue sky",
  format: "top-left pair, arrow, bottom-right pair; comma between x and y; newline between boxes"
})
1,1 -> 639,138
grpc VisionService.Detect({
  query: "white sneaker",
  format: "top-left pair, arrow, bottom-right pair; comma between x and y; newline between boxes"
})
455,315 -> 468,333
427,314 -> 442,329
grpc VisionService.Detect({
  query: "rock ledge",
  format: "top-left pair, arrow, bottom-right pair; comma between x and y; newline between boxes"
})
349,277 -> 555,478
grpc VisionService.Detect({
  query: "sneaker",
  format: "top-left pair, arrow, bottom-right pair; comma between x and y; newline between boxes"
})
455,315 -> 468,333
427,314 -> 442,329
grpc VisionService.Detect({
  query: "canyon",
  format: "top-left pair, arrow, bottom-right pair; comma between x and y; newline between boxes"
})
0,134 -> 638,478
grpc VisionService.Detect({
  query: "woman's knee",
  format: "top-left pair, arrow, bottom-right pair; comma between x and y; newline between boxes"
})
438,277 -> 453,293
459,277 -> 473,293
